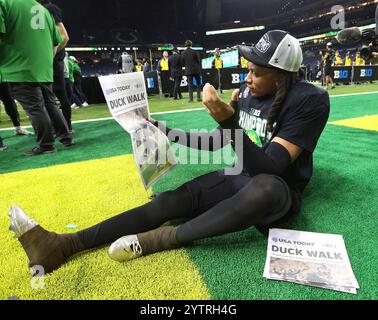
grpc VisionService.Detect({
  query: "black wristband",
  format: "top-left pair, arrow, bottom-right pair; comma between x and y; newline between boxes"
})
218,111 -> 239,130
230,100 -> 238,111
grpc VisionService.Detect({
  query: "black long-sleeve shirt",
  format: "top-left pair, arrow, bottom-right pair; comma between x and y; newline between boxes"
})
157,81 -> 330,198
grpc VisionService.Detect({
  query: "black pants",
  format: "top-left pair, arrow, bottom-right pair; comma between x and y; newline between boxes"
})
65,78 -> 73,105
10,83 -> 70,148
73,75 -> 87,106
0,83 -> 21,127
213,69 -> 223,93
160,71 -> 173,97
53,59 -> 72,130
324,64 -> 332,77
173,76 -> 183,99
78,170 -> 296,250
187,74 -> 202,101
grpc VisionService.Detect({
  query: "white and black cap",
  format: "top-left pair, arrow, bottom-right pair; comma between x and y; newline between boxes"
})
238,30 -> 303,73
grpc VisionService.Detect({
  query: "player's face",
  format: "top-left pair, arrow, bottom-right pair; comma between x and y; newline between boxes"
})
246,62 -> 278,97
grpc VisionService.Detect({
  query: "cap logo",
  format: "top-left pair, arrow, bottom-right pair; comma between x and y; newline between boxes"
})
255,34 -> 271,53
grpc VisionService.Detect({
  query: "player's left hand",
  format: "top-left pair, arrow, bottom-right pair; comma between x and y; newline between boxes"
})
203,83 -> 235,123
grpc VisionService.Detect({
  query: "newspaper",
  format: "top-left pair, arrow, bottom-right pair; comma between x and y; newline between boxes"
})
99,72 -> 177,189
263,229 -> 359,294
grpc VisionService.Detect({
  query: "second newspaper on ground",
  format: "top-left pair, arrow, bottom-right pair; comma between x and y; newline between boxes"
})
263,229 -> 360,294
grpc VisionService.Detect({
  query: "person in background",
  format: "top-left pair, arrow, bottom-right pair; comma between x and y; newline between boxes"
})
70,56 -> 89,109
181,40 -> 202,102
168,48 -> 183,100
158,51 -> 172,98
239,42 -> 249,68
0,0 -> 73,156
344,51 -> 352,66
38,0 -> 72,131
118,52 -> 135,74
315,60 -> 322,83
212,48 -> 224,69
354,50 -> 365,66
135,58 -> 143,72
0,83 -> 33,135
305,64 -> 313,82
333,50 -> 343,66
360,4 -> 378,62
319,42 -> 335,90
0,136 -> 6,151
240,54 -> 249,69
142,58 -> 151,73
64,53 -> 74,106
212,48 -> 224,94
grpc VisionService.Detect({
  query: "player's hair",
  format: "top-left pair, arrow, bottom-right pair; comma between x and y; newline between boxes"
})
267,70 -> 298,133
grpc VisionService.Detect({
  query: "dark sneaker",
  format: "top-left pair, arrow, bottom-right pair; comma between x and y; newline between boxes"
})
60,138 -> 74,148
0,139 -> 7,151
24,146 -> 56,156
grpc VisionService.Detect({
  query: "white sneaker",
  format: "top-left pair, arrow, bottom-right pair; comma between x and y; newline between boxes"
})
8,205 -> 38,239
82,102 -> 89,107
108,235 -> 143,262
71,103 -> 78,109
15,127 -> 34,136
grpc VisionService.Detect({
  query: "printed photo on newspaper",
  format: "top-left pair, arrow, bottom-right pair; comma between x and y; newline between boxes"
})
131,121 -> 176,189
263,229 -> 359,294
98,72 -> 177,189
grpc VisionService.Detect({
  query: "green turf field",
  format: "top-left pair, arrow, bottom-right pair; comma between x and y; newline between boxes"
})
0,84 -> 377,300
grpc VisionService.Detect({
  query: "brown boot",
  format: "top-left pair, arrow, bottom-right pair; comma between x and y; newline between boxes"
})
137,225 -> 180,255
18,225 -> 85,274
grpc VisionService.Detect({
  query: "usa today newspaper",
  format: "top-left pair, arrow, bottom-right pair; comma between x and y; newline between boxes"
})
263,229 -> 359,294
99,72 -> 177,189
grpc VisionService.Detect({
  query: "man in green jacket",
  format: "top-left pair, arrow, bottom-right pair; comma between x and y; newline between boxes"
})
0,136 -> 6,151
63,52 -> 75,109
71,56 -> 89,108
0,0 -> 73,156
